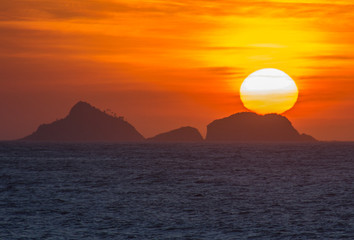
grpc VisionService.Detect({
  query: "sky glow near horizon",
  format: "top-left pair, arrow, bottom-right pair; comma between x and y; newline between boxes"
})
0,0 -> 354,140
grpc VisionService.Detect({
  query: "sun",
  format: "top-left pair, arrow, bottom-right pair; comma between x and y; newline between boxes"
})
240,68 -> 298,115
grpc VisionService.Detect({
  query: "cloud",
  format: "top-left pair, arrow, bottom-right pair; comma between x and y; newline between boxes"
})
0,1 -> 150,21
1,0 -> 354,22
304,55 -> 354,60
198,67 -> 243,76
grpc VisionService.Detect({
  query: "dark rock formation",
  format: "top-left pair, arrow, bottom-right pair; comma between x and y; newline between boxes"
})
206,112 -> 316,142
148,126 -> 203,142
22,101 -> 144,142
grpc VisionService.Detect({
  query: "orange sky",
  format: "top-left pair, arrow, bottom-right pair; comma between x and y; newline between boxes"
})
1,0 -> 354,141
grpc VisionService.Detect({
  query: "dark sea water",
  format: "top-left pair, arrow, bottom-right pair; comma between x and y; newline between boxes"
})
0,142 -> 353,239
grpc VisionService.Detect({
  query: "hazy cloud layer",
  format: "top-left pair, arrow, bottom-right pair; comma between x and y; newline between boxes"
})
1,0 -> 354,140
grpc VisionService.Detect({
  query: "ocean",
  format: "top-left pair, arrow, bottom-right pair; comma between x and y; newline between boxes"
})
0,142 -> 353,239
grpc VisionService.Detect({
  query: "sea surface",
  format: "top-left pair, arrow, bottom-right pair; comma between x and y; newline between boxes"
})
0,142 -> 353,239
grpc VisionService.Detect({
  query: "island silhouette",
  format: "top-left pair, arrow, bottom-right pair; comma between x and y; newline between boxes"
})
147,126 -> 203,142
21,101 -> 316,142
206,112 -> 316,142
22,101 -> 144,142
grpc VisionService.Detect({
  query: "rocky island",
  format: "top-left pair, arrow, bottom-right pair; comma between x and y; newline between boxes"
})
206,112 -> 316,142
22,101 -> 144,142
21,101 -> 316,143
147,126 -> 203,142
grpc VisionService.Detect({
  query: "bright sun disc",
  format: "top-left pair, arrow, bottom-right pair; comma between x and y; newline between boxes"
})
240,68 -> 298,114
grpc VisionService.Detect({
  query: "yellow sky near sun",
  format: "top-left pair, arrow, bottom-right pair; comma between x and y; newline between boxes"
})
0,0 -> 354,140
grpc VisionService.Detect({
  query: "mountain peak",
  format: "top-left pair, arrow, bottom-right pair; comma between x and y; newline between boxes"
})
22,101 -> 144,142
69,101 -> 100,117
71,101 -> 93,110
206,112 -> 316,142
